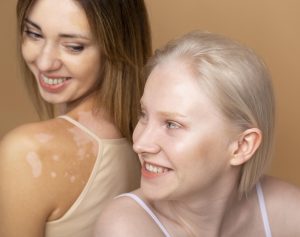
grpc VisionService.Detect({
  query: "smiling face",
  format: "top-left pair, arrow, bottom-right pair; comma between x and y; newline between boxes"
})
133,59 -> 240,202
21,0 -> 101,105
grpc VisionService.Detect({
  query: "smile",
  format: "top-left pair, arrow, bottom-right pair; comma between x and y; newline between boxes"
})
41,74 -> 70,85
144,162 -> 170,174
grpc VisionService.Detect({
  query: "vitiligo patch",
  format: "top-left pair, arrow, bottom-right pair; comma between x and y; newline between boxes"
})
35,133 -> 54,143
26,151 -> 42,178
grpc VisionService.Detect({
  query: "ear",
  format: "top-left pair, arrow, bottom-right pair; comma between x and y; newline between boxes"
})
230,128 -> 262,166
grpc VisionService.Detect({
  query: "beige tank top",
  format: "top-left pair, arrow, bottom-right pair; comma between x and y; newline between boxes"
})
45,115 -> 140,237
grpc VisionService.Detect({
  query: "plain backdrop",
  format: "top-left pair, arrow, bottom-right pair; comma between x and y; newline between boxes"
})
1,0 -> 299,186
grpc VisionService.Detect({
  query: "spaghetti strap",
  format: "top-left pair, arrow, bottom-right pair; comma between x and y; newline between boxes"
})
256,182 -> 272,237
116,193 -> 173,237
57,115 -> 101,143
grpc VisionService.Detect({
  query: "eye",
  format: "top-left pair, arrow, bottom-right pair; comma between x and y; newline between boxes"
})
166,121 -> 180,129
66,44 -> 85,53
138,109 -> 148,123
24,30 -> 43,40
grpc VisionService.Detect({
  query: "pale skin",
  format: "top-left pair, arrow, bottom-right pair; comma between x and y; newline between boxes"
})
94,59 -> 300,237
0,0 -> 122,236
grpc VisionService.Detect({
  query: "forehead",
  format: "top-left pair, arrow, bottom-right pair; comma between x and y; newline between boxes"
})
27,0 -> 90,33
142,59 -> 218,116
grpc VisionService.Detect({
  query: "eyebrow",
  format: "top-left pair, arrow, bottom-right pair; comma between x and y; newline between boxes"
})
24,18 -> 91,40
24,19 -> 41,30
140,100 -> 187,118
158,111 -> 187,118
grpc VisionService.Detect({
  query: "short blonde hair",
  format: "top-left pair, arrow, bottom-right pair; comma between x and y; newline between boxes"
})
146,31 -> 275,195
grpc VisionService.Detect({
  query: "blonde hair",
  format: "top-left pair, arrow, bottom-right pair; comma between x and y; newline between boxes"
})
146,31 -> 275,195
16,0 -> 152,141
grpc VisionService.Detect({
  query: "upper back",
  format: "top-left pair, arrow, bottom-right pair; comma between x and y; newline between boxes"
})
0,116 -> 140,237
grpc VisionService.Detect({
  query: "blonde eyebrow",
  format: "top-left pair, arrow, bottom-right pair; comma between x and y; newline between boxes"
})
140,99 -> 187,118
157,111 -> 187,118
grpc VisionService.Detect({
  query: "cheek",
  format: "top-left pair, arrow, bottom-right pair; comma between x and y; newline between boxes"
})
21,40 -> 38,64
68,52 -> 101,82
170,134 -> 215,170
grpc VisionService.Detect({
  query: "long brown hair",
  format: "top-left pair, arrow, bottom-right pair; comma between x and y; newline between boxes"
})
16,0 -> 152,141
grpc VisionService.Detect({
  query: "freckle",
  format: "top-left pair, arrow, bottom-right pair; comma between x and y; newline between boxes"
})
70,176 -> 76,183
26,152 -> 42,178
35,133 -> 54,143
50,172 -> 57,178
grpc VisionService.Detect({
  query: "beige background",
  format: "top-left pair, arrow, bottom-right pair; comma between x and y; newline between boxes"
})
1,1 -> 299,186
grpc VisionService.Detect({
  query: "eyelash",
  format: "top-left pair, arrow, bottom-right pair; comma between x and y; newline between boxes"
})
165,121 -> 180,129
24,30 -> 42,40
66,45 -> 85,53
138,109 -> 147,121
138,107 -> 181,130
24,29 -> 85,53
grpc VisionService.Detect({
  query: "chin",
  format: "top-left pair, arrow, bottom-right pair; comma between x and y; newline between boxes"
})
40,94 -> 66,105
141,184 -> 173,202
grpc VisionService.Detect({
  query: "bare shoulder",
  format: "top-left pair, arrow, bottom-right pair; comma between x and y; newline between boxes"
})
94,190 -> 164,237
0,119 -> 66,165
0,121 -> 50,172
0,119 -> 68,236
94,191 -> 146,237
261,175 -> 300,235
261,175 -> 300,205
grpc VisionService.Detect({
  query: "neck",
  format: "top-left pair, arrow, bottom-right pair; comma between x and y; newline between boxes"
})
63,92 -> 97,114
152,182 -> 242,237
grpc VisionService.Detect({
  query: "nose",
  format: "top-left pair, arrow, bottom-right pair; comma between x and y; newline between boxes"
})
133,123 -> 160,155
36,43 -> 62,72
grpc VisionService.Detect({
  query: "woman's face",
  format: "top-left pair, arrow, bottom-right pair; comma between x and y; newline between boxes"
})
21,0 -> 101,104
133,59 -> 238,202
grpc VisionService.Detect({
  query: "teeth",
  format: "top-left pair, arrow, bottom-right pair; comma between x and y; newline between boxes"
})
42,75 -> 68,85
145,163 -> 169,174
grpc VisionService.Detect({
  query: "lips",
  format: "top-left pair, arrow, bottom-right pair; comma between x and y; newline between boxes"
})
39,74 -> 71,93
141,161 -> 172,179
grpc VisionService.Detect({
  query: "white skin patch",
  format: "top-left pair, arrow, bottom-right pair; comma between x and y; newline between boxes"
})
35,133 -> 54,143
77,148 -> 87,160
50,172 -> 57,178
26,152 -> 42,178
52,155 -> 60,161
68,127 -> 92,160
70,176 -> 76,183
64,172 -> 77,183
77,111 -> 99,157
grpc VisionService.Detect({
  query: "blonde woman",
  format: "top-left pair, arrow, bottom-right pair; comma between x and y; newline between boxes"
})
95,31 -> 300,237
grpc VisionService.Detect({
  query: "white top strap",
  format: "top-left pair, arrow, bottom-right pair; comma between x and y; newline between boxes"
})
116,193 -> 173,237
57,115 -> 101,143
256,182 -> 272,237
